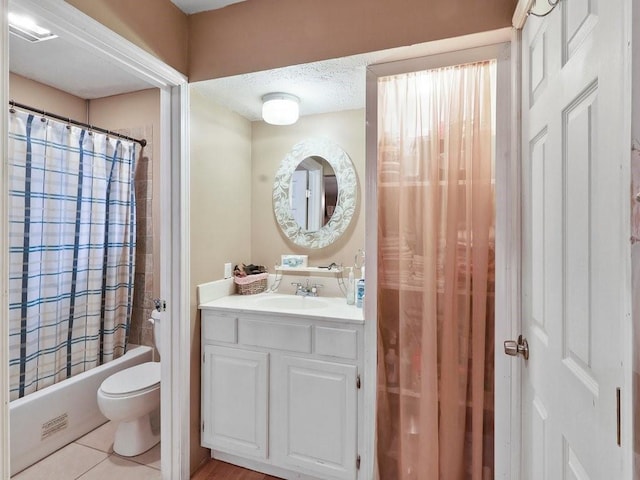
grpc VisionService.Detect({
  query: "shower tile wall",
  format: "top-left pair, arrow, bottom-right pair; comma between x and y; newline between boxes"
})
124,125 -> 158,358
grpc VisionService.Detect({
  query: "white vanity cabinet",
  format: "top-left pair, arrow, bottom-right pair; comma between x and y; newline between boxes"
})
200,303 -> 364,480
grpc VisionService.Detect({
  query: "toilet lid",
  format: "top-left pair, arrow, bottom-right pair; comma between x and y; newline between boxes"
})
100,362 -> 160,396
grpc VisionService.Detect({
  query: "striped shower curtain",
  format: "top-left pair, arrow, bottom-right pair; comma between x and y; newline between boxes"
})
8,110 -> 137,401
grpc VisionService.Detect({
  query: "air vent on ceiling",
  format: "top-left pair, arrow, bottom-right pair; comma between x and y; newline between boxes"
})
8,13 -> 57,43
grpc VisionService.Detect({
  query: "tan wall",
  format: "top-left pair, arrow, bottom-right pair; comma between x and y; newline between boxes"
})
189,0 -> 516,81
189,88 -> 253,472
9,72 -> 87,120
251,109 -> 365,271
64,0 -> 188,75
89,89 -> 160,133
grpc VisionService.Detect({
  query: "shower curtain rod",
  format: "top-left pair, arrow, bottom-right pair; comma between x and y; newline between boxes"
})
8,100 -> 147,147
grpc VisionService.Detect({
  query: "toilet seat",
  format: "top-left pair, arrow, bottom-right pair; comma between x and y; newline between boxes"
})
99,362 -> 160,398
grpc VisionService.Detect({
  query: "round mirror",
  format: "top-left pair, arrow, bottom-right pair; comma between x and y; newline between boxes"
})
273,138 -> 357,249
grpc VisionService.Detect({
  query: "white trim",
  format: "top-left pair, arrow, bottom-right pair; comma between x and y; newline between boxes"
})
2,1 -> 189,478
512,0 -> 535,29
169,82 -> 191,480
621,0 -> 634,476
1,0 -> 10,478
363,66 -> 379,480
494,33 -> 524,480
508,31 -> 524,480
365,41 -> 516,479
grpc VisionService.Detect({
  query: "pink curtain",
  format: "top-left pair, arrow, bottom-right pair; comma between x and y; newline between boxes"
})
376,61 -> 495,480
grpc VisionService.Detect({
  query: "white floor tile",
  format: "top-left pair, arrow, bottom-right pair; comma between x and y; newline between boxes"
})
76,421 -> 117,454
77,456 -> 161,480
11,443 -> 108,480
123,443 -> 161,470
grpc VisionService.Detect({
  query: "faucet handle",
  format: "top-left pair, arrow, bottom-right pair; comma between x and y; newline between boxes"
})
310,283 -> 323,294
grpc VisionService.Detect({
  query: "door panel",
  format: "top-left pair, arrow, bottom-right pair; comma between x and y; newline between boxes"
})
201,345 -> 269,459
278,355 -> 357,480
520,0 -> 627,478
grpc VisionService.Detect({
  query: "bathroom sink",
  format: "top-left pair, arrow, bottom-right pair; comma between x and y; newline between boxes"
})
200,292 -> 363,322
253,296 -> 329,310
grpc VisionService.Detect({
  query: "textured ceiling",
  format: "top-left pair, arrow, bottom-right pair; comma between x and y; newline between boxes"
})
192,50 -> 399,121
170,0 -> 247,14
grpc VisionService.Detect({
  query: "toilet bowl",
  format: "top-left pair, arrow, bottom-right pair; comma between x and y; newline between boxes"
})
97,310 -> 163,456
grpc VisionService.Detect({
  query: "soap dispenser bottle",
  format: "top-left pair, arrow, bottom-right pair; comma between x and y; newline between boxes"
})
346,267 -> 355,305
356,266 -> 365,308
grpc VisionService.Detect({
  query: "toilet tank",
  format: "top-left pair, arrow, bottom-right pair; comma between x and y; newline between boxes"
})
148,310 -> 163,358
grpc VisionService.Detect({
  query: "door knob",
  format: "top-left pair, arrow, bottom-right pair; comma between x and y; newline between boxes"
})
504,335 -> 529,360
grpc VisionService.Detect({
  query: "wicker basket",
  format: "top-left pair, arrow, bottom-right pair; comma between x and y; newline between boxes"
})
234,272 -> 269,295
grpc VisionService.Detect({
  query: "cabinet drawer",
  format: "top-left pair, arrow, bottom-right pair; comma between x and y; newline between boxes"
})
238,318 -> 311,353
315,326 -> 358,360
202,311 -> 237,343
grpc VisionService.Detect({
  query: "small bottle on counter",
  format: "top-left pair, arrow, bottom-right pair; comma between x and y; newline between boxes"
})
356,266 -> 365,308
346,267 -> 355,305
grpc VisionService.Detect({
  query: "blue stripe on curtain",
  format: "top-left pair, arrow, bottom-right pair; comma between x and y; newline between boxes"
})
17,114 -> 35,398
66,129 -> 85,378
8,111 -> 137,400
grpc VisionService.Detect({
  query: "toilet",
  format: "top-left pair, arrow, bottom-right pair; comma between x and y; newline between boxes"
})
97,310 -> 162,456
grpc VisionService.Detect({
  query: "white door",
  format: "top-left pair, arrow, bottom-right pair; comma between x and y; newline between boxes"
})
291,169 -> 308,229
278,355 -> 357,480
201,345 -> 269,459
520,1 -> 628,478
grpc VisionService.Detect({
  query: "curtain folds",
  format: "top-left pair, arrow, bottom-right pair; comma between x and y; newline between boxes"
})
8,110 -> 137,400
377,61 -> 495,480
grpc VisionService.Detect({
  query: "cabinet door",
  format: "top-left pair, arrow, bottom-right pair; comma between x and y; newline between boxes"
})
279,356 -> 357,480
201,345 -> 269,459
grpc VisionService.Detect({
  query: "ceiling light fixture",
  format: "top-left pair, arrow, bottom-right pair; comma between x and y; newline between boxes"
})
8,12 -> 58,43
262,93 -> 300,126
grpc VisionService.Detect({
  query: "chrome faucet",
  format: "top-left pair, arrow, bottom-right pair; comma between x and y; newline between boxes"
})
291,280 -> 323,297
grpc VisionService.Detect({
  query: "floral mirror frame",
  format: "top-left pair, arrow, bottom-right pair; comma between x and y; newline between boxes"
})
273,138 -> 357,249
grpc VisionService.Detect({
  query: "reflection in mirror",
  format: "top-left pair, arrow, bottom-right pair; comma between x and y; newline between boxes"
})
273,138 -> 357,249
290,156 -> 337,231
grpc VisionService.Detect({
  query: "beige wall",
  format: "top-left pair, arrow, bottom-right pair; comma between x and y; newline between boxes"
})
89,88 -> 160,134
189,0 -> 516,81
251,109 -> 365,270
9,72 -> 87,120
189,87 -> 253,472
64,0 -> 189,74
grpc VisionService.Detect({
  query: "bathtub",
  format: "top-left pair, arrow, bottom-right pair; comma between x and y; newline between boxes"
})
9,345 -> 153,475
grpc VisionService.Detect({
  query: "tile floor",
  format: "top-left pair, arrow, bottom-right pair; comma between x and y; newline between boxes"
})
11,421 -> 161,480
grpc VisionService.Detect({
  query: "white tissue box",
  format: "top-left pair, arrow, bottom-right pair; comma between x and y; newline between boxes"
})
281,255 -> 308,268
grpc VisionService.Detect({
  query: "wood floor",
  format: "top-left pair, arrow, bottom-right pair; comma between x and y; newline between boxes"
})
191,459 -> 282,480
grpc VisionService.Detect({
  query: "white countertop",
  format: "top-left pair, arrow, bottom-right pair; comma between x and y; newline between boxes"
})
199,292 -> 364,324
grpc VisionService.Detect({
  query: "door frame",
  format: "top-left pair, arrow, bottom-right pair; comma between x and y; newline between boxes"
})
0,1 -> 191,478
365,34 -> 519,479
